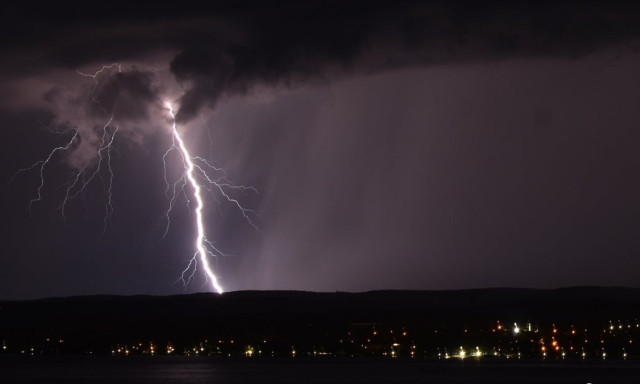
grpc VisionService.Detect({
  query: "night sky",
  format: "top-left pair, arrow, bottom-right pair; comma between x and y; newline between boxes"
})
2,1 -> 640,299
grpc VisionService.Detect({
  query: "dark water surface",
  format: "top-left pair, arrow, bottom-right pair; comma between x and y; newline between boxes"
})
1,356 -> 639,383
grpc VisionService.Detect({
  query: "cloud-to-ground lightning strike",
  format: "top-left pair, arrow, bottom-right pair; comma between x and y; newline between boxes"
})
14,64 -> 257,294
163,103 -> 258,294
166,104 -> 225,293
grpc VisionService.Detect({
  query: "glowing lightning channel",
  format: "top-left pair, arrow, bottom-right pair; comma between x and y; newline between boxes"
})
166,104 -> 225,294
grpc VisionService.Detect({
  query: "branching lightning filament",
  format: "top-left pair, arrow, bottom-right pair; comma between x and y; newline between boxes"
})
14,119 -> 118,227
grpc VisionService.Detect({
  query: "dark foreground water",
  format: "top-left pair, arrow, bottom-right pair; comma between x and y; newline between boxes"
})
1,356 -> 639,383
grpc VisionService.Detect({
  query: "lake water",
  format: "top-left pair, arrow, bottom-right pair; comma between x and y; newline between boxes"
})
1,356 -> 639,383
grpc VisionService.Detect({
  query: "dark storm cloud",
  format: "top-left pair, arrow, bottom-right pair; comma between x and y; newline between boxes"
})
3,1 -> 640,121
166,0 -> 640,121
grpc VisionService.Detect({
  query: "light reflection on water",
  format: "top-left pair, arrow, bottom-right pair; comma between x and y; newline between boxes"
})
1,356 -> 639,383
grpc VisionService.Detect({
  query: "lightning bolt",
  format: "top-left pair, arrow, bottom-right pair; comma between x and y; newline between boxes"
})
14,64 -> 257,294
164,104 -> 258,294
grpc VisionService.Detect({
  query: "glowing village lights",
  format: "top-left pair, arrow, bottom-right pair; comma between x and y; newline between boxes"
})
513,323 -> 520,335
13,313 -> 640,360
